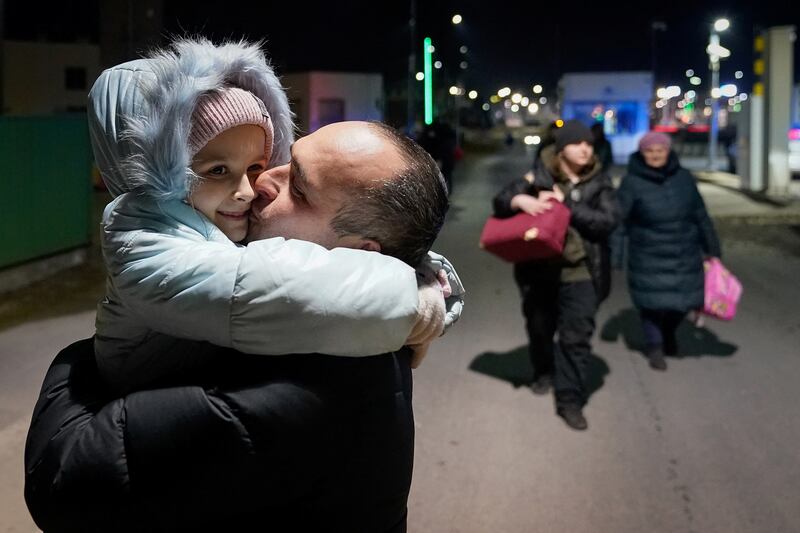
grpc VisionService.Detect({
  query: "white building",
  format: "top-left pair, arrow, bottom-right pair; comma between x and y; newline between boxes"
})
559,72 -> 653,163
281,72 -> 383,134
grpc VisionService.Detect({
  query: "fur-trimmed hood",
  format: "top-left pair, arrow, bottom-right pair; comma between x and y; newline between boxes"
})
536,144 -> 602,184
88,37 -> 295,200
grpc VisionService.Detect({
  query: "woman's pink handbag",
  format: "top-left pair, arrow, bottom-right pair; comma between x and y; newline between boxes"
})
702,258 -> 742,320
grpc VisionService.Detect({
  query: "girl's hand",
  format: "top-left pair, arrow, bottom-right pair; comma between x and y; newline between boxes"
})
407,272 -> 446,369
538,185 -> 564,203
511,194 -> 553,215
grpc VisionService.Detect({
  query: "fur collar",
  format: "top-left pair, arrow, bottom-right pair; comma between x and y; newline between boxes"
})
538,145 -> 601,184
122,38 -> 295,201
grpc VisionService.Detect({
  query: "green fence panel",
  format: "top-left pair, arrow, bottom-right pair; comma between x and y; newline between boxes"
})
0,115 -> 92,269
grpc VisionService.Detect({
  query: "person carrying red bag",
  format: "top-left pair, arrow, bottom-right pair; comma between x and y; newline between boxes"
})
493,120 -> 620,430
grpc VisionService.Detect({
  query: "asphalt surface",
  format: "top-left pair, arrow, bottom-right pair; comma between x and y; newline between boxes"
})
408,145 -> 800,533
1,145 -> 799,532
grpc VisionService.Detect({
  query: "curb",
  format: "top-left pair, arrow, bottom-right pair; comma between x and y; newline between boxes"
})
695,171 -> 798,207
712,213 -> 800,225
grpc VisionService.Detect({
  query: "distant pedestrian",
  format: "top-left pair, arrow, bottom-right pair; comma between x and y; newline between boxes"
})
504,131 -> 515,149
614,131 -> 721,371
591,122 -> 613,173
493,120 -> 619,430
418,118 -> 457,194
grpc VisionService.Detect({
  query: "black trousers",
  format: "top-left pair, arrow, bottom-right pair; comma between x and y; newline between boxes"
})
518,275 -> 597,407
639,308 -> 685,351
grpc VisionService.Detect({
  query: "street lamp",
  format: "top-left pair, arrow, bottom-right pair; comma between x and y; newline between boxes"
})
707,18 -> 730,170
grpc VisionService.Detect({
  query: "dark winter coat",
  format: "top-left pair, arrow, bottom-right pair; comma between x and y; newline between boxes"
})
24,339 -> 413,533
615,150 -> 721,312
493,146 -> 620,302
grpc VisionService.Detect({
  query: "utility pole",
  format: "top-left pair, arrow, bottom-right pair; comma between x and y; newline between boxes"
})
406,0 -> 416,135
650,21 -> 667,86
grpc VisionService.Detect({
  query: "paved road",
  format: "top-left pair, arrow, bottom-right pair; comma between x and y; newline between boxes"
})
407,146 -> 800,533
1,145 -> 799,532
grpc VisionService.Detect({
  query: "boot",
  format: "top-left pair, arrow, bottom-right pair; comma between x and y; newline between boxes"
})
530,373 -> 553,395
646,345 -> 667,371
556,403 -> 588,431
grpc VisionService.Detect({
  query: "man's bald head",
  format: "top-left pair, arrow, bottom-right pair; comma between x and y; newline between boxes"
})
250,120 -> 448,266
329,122 -> 449,266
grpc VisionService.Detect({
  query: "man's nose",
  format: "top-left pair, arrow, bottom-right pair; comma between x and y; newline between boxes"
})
254,164 -> 288,201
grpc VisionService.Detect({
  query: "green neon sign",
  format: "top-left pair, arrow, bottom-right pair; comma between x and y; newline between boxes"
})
424,37 -> 433,125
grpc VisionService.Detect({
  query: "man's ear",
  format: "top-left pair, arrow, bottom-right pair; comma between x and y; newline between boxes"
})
360,239 -> 381,253
337,235 -> 381,253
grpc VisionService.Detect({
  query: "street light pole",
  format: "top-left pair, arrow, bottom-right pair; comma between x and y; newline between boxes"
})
650,21 -> 667,84
709,34 -> 720,171
707,18 -> 730,171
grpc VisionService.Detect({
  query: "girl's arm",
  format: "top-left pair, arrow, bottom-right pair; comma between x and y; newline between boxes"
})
102,195 -> 424,356
493,174 -> 538,218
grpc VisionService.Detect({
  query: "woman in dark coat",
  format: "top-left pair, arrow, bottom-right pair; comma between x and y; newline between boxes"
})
615,131 -> 721,370
493,120 -> 619,430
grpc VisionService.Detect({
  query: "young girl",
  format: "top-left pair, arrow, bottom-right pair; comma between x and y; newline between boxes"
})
91,38 -> 463,394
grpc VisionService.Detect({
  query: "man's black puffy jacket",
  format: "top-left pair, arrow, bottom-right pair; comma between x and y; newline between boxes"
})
24,339 -> 414,532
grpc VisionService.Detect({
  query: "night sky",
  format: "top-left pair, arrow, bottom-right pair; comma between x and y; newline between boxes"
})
4,1 -> 797,97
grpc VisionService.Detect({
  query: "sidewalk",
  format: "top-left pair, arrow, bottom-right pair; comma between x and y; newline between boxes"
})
610,165 -> 800,224
694,170 -> 800,224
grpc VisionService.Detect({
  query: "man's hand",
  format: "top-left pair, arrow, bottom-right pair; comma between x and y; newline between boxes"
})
406,270 -> 446,368
510,193 -> 552,215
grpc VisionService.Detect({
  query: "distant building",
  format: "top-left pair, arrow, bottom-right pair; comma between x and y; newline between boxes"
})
558,72 -> 653,163
1,41 -> 98,290
281,72 -> 384,134
2,40 -> 101,115
785,83 -> 800,179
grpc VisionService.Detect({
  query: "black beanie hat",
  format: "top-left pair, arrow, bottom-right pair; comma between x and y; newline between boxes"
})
554,120 -> 594,152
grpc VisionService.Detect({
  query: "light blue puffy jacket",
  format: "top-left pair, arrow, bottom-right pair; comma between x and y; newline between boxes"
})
90,39 -> 425,390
